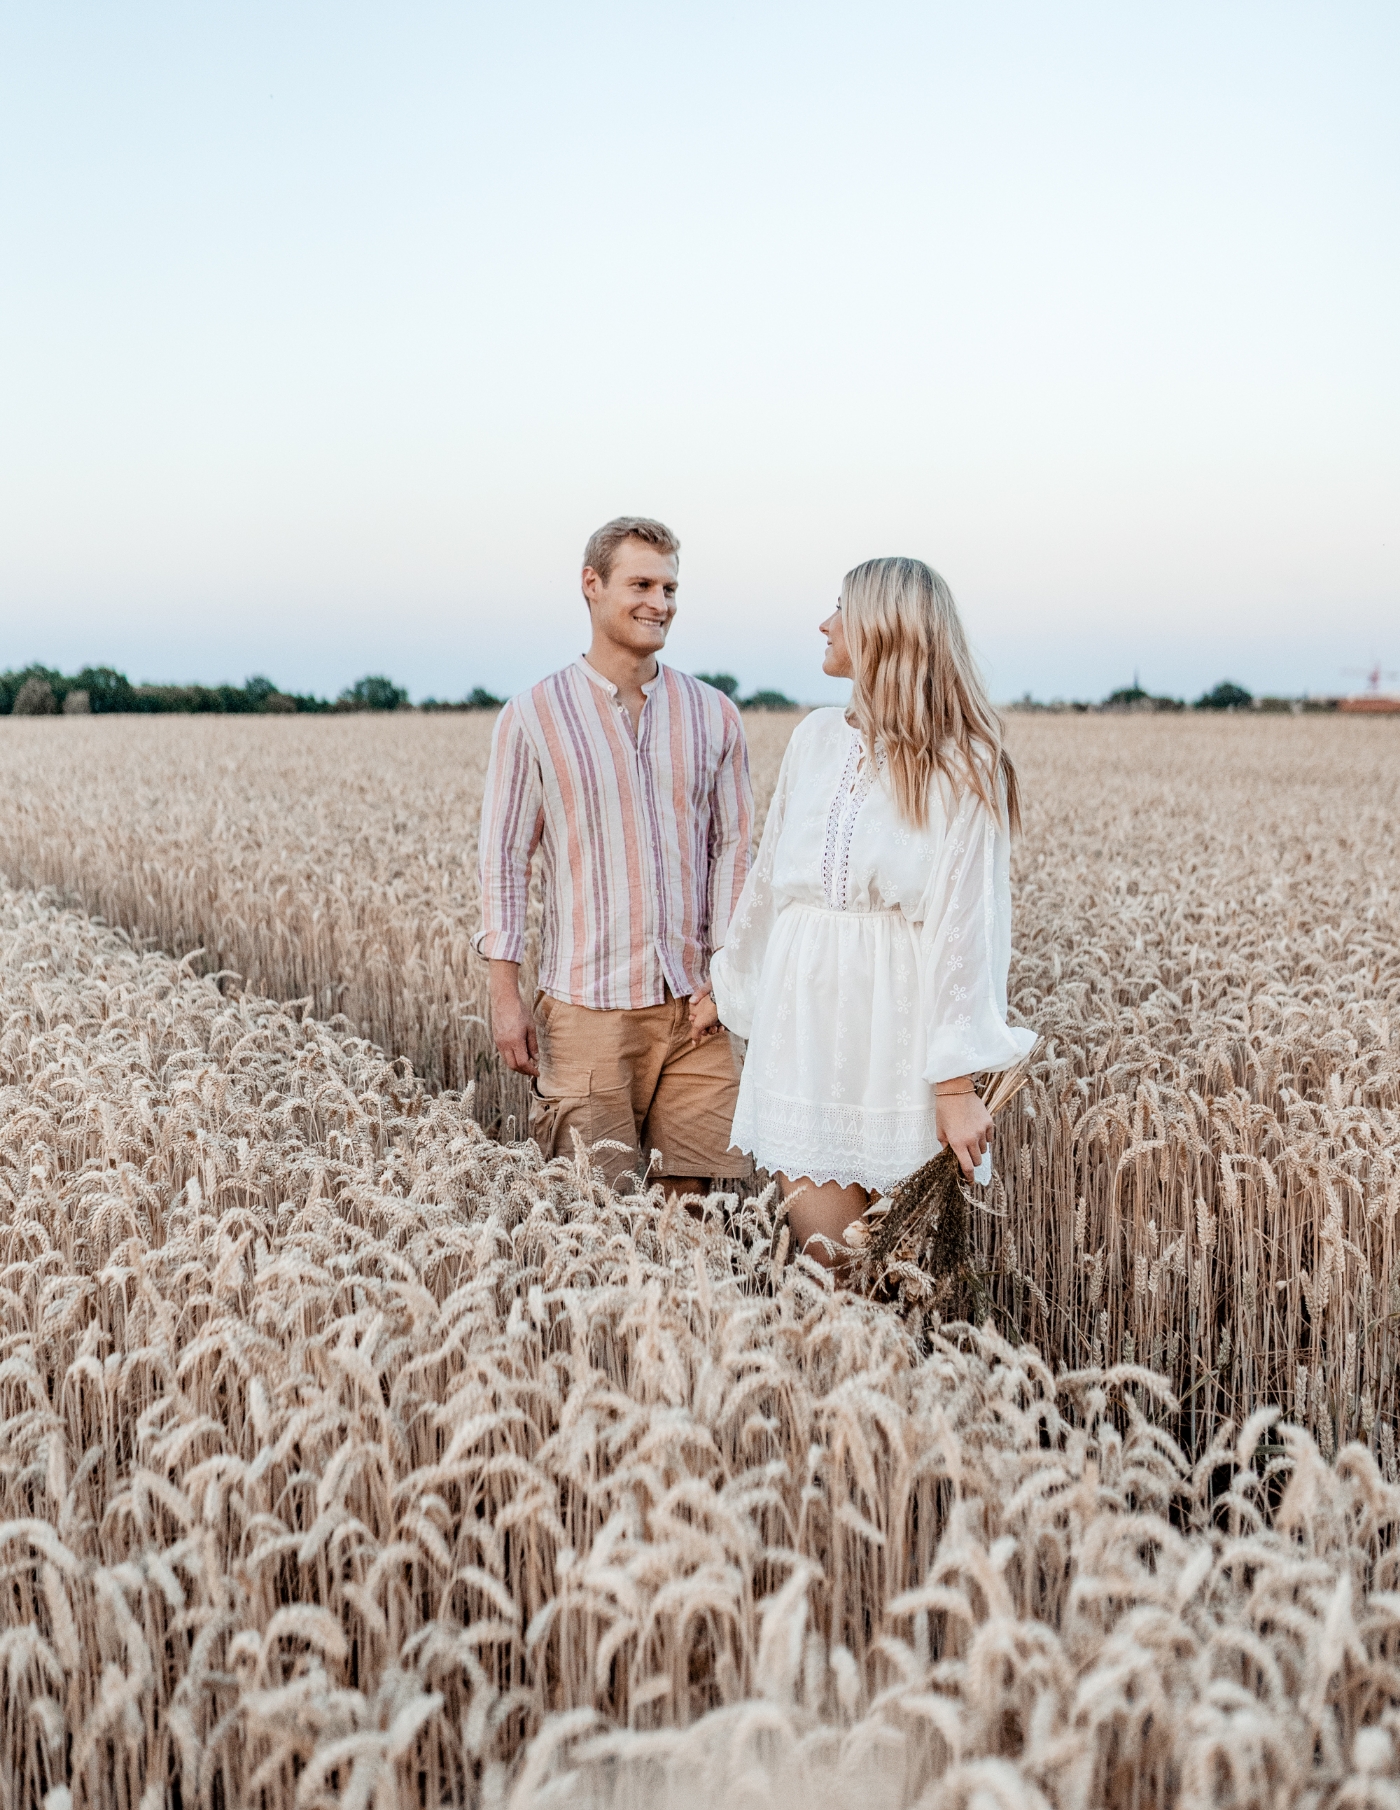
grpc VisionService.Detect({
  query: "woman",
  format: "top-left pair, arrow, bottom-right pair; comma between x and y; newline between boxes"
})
695,556 -> 1035,1265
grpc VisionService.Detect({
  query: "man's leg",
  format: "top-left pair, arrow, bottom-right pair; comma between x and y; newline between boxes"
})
660,1172 -> 707,1201
530,995 -> 671,1190
642,997 -> 753,1199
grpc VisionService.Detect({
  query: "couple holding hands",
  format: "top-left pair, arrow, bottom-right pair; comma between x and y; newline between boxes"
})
475,515 -> 1034,1265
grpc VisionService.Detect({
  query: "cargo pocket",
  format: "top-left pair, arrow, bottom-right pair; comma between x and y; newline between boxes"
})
580,1082 -> 640,1182
530,1073 -> 636,1175
528,1080 -> 567,1158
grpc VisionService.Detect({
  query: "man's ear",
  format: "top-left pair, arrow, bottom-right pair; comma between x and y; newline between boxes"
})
581,565 -> 602,606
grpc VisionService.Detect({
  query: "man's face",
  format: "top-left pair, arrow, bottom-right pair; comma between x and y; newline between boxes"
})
582,540 -> 679,655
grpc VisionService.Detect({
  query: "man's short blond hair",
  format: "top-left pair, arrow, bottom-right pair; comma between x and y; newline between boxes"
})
582,516 -> 680,584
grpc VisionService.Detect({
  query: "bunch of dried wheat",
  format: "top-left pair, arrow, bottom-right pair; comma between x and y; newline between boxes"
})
848,1057 -> 1037,1318
3,886 -> 1400,1810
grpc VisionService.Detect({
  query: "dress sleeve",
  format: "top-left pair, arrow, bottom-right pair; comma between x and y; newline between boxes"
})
472,701 -> 544,964
708,726 -> 799,1040
918,779 -> 1036,1084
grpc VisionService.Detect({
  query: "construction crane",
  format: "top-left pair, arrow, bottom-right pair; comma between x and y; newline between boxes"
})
1343,662 -> 1399,695
1339,661 -> 1400,714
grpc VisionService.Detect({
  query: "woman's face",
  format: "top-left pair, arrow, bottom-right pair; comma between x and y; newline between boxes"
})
820,604 -> 854,679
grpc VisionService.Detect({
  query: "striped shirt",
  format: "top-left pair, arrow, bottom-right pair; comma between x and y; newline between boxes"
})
475,658 -> 753,1010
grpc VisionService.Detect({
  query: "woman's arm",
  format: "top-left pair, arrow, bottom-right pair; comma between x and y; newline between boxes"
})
934,1075 -> 994,1179
918,780 -> 1037,1093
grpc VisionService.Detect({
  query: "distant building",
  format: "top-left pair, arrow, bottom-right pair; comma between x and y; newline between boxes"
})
1338,694 -> 1400,714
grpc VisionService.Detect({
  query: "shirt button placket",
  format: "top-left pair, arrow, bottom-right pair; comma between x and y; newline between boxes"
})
635,694 -> 667,1000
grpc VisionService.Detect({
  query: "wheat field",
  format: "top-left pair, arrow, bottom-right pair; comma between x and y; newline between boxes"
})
1,712 -> 1396,1454
0,712 -> 801,1137
4,885 -> 1400,1810
0,710 -> 1398,1806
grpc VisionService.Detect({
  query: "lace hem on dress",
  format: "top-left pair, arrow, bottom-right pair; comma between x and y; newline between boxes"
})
731,1085 -> 945,1194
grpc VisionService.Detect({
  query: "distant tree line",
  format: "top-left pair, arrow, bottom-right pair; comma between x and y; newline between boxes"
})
1095,680 -> 1259,712
0,665 -> 505,717
5,664 -> 1338,720
694,672 -> 1287,714
420,688 -> 507,712
1015,680 -> 1340,715
695,673 -> 799,710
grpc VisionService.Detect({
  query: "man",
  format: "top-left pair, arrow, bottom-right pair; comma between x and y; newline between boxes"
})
475,516 -> 753,1195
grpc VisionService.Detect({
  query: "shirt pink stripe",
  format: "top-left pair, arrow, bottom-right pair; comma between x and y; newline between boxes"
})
475,659 -> 752,1010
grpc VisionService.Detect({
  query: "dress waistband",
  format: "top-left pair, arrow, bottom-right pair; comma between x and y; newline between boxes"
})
787,901 -> 905,918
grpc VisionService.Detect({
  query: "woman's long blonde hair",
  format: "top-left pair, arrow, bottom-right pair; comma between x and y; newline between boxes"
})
840,556 -> 1021,834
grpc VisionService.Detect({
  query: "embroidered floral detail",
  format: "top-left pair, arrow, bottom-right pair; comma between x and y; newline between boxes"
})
819,732 -> 883,911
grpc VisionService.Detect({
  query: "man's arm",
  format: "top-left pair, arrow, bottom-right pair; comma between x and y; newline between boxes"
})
489,959 -> 538,1077
705,700 -> 754,951
474,702 -> 544,1076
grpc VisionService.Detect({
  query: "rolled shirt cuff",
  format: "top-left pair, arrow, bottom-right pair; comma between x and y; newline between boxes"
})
473,927 -> 526,963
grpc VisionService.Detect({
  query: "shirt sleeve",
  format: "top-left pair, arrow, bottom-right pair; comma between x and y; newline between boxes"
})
708,726 -> 798,1040
472,701 -> 544,965
917,778 -> 1037,1084
704,699 -> 754,954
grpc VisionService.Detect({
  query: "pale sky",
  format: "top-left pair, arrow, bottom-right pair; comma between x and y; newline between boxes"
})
2,3 -> 1396,705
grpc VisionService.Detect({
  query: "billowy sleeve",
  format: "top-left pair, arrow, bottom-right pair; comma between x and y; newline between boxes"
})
708,728 -> 799,1040
917,779 -> 1036,1084
472,701 -> 544,964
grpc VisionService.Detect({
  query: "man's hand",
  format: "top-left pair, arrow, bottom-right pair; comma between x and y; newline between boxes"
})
935,1081 -> 993,1178
688,984 -> 721,1045
489,959 -> 539,1077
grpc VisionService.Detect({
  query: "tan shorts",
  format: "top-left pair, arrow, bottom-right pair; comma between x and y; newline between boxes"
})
528,990 -> 752,1187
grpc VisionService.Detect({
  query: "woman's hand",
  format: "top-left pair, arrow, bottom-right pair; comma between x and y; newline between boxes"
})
689,985 -> 721,1044
936,1082 -> 993,1178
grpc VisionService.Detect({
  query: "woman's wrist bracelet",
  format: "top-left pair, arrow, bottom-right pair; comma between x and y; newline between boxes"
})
936,1083 -> 977,1097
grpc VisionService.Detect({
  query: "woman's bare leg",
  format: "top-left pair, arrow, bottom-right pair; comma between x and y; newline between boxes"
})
778,1173 -> 870,1270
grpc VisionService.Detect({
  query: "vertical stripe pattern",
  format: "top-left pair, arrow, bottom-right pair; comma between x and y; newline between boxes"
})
475,660 -> 752,1009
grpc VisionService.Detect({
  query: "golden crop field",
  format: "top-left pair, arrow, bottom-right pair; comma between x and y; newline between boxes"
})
0,711 -> 802,1138
0,710 -> 1398,1807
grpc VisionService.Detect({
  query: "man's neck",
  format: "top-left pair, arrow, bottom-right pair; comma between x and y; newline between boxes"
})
582,638 -> 660,696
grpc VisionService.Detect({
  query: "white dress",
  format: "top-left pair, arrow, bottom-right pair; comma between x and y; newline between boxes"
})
710,708 -> 1035,1193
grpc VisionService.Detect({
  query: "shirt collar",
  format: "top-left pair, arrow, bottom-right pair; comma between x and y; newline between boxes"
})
577,656 -> 662,698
